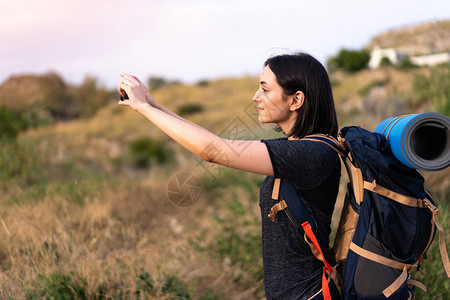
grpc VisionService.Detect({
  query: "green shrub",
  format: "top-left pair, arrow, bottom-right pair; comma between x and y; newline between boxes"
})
0,107 -> 27,139
380,56 -> 393,67
40,72 -> 71,119
0,139 -> 47,187
73,76 -> 112,118
358,80 -> 386,96
328,49 -> 370,73
210,196 -> 263,283
129,137 -> 173,169
0,137 -> 110,206
412,65 -> 450,115
397,57 -> 418,70
162,275 -> 192,299
198,289 -> 227,300
177,103 -> 204,116
0,105 -> 49,140
148,76 -> 168,91
146,76 -> 183,92
23,272 -> 87,300
196,80 -> 210,87
136,269 -> 155,297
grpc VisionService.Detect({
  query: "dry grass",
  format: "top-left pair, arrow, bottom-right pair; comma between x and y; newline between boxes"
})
0,160 -> 266,299
1,68 -> 448,299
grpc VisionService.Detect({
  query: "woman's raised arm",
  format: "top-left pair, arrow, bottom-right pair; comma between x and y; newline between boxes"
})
118,74 -> 274,176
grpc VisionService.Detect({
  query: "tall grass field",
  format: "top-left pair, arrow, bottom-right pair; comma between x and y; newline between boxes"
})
0,65 -> 449,299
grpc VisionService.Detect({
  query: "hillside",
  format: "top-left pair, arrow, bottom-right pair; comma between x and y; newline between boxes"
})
0,61 -> 449,298
0,73 -> 113,124
367,19 -> 450,55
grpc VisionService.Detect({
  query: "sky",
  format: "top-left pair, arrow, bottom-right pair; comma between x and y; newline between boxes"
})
1,0 -> 449,89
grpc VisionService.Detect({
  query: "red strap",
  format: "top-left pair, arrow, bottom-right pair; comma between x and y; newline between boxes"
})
302,222 -> 334,299
301,221 -> 332,273
322,266 -> 332,300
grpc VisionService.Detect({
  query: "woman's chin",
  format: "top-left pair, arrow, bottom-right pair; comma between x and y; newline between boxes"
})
258,117 -> 273,124
258,115 -> 269,123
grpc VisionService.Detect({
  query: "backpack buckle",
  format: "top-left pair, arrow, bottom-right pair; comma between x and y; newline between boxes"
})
424,199 -> 439,214
337,135 -> 347,150
268,200 -> 288,222
371,180 -> 389,198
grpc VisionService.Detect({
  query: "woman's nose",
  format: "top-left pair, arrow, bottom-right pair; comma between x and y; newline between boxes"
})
253,89 -> 262,102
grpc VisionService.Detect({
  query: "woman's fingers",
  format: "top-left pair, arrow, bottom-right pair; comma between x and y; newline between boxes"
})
118,75 -> 131,90
118,77 -> 125,94
120,77 -> 133,86
121,73 -> 147,88
120,73 -> 138,84
118,83 -> 128,97
117,99 -> 130,106
118,73 -> 151,111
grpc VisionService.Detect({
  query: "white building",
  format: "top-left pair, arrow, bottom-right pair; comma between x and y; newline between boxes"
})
368,47 -> 405,69
410,52 -> 450,67
369,46 -> 450,69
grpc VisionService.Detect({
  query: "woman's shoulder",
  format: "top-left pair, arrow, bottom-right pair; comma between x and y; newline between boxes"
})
262,136 -> 337,157
261,136 -> 339,182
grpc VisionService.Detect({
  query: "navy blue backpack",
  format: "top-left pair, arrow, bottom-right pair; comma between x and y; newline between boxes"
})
268,126 -> 450,300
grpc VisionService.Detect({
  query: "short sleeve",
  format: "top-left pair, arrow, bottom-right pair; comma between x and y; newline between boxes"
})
261,138 -> 340,189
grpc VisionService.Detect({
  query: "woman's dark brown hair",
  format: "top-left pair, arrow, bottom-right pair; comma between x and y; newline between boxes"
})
264,53 -> 338,138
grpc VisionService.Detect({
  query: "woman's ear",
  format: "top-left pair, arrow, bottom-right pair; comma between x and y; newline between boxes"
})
290,91 -> 304,111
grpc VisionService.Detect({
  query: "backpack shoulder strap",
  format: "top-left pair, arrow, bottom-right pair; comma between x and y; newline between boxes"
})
268,178 -> 318,233
303,134 -> 365,205
280,179 -> 318,233
268,134 -> 349,228
302,134 -> 348,157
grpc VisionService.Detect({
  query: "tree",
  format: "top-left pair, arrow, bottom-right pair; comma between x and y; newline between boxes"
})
380,57 -> 393,67
327,49 -> 370,73
412,64 -> 450,115
397,58 -> 418,70
148,76 -> 168,91
74,75 -> 111,117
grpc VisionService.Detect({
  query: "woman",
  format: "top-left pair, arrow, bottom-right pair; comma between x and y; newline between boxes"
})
118,53 -> 341,299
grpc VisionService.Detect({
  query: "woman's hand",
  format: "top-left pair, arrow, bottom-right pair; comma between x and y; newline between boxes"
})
118,74 -> 157,111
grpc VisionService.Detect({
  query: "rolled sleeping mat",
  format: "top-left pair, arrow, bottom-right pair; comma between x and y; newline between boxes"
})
374,112 -> 450,171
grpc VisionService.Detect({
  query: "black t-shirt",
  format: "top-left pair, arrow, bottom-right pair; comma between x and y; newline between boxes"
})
260,138 -> 341,299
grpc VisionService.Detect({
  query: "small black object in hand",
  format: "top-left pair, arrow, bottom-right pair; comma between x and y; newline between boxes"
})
120,92 -> 129,101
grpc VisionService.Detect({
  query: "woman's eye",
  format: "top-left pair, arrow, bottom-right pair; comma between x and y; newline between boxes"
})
261,88 -> 268,92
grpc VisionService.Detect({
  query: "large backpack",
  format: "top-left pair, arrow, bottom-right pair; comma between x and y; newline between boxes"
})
268,126 -> 450,300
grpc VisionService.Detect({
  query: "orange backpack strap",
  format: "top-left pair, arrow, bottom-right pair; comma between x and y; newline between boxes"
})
425,198 -> 450,277
302,221 -> 334,300
302,134 -> 348,158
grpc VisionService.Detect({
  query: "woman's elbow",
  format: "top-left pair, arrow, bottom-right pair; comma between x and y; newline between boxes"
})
196,141 -> 227,164
198,152 -> 215,163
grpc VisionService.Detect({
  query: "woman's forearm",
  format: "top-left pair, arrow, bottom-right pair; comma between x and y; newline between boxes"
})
136,103 -> 226,163
152,102 -> 205,131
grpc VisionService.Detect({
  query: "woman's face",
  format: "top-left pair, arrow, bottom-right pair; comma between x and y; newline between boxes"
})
253,66 -> 297,131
